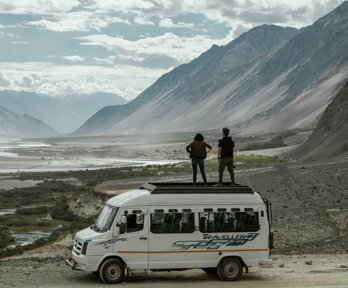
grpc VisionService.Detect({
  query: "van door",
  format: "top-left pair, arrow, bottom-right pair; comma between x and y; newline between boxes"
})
113,208 -> 148,269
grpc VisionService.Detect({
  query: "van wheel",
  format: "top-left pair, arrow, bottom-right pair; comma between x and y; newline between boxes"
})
217,258 -> 243,281
99,259 -> 125,284
202,268 -> 217,274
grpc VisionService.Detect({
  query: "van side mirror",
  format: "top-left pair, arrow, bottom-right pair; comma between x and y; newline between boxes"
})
112,227 -> 120,238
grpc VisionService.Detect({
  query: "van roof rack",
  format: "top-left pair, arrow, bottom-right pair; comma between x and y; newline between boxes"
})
141,183 -> 254,194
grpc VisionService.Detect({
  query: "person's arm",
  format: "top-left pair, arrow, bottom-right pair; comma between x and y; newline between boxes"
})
186,143 -> 192,154
206,143 -> 213,153
217,140 -> 222,162
232,141 -> 235,158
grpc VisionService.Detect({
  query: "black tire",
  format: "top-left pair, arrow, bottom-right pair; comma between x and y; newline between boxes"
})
202,268 -> 217,274
99,258 -> 125,284
217,257 -> 243,281
93,271 -> 102,280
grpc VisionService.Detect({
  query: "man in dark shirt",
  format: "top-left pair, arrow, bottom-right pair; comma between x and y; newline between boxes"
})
217,127 -> 235,186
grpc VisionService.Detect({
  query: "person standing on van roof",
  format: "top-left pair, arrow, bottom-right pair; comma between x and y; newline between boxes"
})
217,127 -> 235,186
186,133 -> 212,186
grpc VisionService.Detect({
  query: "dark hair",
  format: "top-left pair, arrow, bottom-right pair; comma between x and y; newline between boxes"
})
222,127 -> 230,137
194,133 -> 204,141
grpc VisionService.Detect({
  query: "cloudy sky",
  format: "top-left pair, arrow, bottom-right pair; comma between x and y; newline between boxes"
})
0,0 -> 344,101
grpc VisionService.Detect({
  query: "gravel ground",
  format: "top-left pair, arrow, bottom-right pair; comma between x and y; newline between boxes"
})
0,254 -> 348,288
241,159 -> 348,255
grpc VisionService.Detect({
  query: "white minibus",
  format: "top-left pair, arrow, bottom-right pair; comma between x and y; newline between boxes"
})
66,183 -> 274,283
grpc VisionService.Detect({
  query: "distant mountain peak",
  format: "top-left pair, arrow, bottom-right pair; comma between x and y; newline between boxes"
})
0,91 -> 127,133
0,105 -> 57,138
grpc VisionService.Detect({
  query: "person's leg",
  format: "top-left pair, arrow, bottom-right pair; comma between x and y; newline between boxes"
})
197,158 -> 207,185
192,158 -> 198,185
226,158 -> 235,185
218,158 -> 227,184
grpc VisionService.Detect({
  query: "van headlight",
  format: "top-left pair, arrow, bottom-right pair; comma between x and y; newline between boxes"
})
81,240 -> 91,255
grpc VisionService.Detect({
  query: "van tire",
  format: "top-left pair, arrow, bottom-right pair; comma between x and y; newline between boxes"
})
99,259 -> 125,284
217,257 -> 243,281
202,268 -> 217,274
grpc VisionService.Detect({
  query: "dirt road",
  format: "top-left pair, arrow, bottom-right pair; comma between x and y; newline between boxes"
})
1,254 -> 348,288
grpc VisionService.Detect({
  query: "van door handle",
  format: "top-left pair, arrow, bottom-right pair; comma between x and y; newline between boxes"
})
139,237 -> 147,240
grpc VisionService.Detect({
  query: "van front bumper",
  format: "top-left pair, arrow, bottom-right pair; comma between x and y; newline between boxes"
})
65,258 -> 78,270
65,251 -> 100,272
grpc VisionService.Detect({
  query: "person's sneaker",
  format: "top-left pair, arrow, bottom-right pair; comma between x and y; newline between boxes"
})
214,183 -> 224,186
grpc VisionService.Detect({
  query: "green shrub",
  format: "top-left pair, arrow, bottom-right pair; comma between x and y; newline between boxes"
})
69,214 -> 98,232
51,196 -> 77,221
15,206 -> 49,215
0,214 -> 28,226
0,226 -> 14,248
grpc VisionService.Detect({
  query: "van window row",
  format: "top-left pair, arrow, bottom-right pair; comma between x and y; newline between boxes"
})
119,210 -> 259,234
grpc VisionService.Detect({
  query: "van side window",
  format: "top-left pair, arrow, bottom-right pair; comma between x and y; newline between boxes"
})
126,211 -> 144,233
150,212 -> 194,233
199,211 -> 259,232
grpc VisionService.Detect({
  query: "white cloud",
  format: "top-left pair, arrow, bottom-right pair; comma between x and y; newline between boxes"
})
0,72 -> 11,87
0,0 -> 80,15
118,55 -> 145,63
79,32 -> 233,64
1,0 -> 344,30
89,0 -> 157,14
27,12 -> 129,32
10,41 -> 30,45
94,56 -> 116,65
133,15 -> 155,26
0,31 -> 14,38
89,0 -> 344,29
1,0 -> 343,35
63,55 -> 84,62
0,62 -> 169,100
158,18 -> 194,28
95,54 -> 145,65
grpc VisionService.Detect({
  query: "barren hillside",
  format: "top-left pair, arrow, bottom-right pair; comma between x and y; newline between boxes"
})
289,81 -> 348,160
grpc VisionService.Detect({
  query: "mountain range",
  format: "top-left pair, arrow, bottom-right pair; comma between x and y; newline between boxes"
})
0,91 -> 127,134
75,2 -> 348,136
0,105 -> 57,138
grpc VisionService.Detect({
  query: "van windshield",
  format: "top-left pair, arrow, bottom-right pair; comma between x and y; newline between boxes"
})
91,205 -> 118,233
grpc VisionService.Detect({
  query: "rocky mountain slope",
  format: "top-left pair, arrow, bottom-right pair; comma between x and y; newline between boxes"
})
0,91 -> 127,134
0,105 -> 57,138
289,81 -> 348,160
75,2 -> 348,136
74,25 -> 300,135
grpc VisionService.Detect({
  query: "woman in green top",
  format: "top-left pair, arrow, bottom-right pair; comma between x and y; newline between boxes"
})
186,133 -> 212,185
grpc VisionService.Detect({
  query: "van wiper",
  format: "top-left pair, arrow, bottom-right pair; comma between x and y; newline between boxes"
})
90,224 -> 100,232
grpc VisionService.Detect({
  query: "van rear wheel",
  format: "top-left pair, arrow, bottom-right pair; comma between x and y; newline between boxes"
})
99,259 -> 125,284
217,258 -> 243,281
202,268 -> 217,274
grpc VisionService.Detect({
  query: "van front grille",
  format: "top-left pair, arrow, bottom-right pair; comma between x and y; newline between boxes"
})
73,239 -> 83,255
